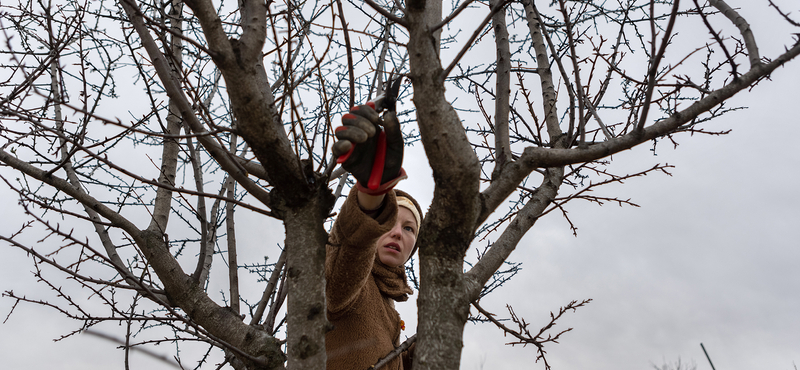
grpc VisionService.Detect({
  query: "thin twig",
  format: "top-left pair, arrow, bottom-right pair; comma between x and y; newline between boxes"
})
251,249 -> 287,327
433,0 -> 479,31
85,330 -> 181,369
363,0 -> 407,27
441,0 -> 511,82
336,0 -> 355,107
369,335 -> 416,370
693,0 -> 737,78
636,0 -> 681,131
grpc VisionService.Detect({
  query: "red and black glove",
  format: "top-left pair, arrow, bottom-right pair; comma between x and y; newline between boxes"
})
332,101 -> 406,195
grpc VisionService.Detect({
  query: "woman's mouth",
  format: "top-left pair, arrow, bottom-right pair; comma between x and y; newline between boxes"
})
384,243 -> 400,252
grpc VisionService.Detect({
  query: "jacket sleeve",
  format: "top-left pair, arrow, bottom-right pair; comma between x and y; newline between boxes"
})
326,187 -> 398,317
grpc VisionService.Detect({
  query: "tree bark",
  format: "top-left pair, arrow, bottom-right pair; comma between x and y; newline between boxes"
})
406,0 -> 481,368
283,189 -> 335,370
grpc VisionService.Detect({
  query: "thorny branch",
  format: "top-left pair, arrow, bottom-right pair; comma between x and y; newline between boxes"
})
769,0 -> 800,27
472,299 -> 592,370
636,0 -> 681,131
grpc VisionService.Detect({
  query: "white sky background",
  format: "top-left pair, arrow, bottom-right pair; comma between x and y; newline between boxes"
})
1,1 -> 799,369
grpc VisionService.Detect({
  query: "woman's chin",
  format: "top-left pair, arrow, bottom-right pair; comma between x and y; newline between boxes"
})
378,252 -> 402,267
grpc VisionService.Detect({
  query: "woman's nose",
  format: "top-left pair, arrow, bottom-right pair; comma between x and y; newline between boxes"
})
390,223 -> 402,238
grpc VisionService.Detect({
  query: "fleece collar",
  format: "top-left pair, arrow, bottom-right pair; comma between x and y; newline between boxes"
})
371,255 -> 413,301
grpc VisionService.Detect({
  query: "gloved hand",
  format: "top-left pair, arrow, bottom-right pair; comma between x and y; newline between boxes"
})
333,102 -> 406,195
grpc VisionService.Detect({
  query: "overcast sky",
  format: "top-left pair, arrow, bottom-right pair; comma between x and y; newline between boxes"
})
2,1 -> 799,370
454,60 -> 800,369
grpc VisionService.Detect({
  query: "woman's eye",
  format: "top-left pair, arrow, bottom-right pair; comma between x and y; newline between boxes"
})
404,226 -> 414,233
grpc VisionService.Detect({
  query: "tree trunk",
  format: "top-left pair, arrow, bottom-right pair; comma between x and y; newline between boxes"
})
283,188 -> 335,370
405,0 -> 482,368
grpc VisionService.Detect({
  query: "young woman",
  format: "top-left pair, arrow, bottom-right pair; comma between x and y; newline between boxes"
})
326,101 -> 421,370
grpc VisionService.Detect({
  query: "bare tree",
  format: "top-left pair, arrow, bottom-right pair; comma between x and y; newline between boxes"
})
652,357 -> 698,370
1,0 -> 798,369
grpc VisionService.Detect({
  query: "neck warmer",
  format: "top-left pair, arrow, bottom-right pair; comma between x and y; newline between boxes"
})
371,256 -> 413,302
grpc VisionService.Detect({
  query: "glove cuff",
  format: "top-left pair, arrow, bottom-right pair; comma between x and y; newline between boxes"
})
356,168 -> 407,196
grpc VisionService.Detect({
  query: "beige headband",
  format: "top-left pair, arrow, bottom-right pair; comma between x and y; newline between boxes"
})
396,196 -> 421,235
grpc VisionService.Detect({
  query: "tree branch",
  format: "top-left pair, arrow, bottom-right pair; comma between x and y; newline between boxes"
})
47,40 -> 146,294
557,0 -> 588,146
227,137 -> 241,315
180,0 -> 308,204
709,0 -> 761,68
478,0 -> 566,227
119,0 -> 274,208
472,299 -> 592,370
251,248 -> 287,327
466,167 -> 563,298
636,0 -> 681,131
441,0 -> 509,83
371,334 -> 416,370
693,0 -> 738,78
490,0 -> 512,179
516,39 -> 800,168
479,26 -> 800,228
433,0 -> 478,31
363,0 -> 407,27
336,0 -> 356,107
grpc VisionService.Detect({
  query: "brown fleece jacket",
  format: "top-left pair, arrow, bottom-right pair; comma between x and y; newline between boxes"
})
326,188 -> 414,370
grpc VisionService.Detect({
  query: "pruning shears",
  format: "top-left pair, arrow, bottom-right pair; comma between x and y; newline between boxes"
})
369,75 -> 403,113
326,74 -> 403,178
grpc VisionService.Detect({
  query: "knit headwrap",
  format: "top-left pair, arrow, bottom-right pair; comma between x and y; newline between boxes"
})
393,189 -> 423,261
396,196 -> 421,236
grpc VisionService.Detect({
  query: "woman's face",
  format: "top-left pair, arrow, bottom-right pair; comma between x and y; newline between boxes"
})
375,207 -> 417,268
